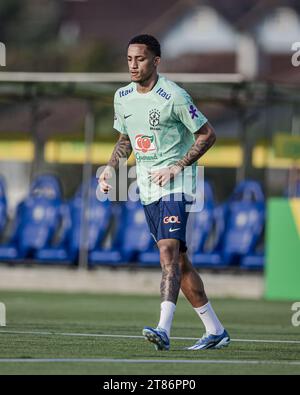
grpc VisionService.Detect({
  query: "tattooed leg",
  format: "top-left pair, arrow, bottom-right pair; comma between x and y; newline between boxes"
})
157,239 -> 181,304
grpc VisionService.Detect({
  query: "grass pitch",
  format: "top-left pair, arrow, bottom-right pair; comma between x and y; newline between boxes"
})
0,291 -> 299,375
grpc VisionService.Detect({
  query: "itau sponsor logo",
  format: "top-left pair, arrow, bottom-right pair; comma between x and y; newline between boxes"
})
119,87 -> 133,97
135,134 -> 156,153
156,87 -> 171,100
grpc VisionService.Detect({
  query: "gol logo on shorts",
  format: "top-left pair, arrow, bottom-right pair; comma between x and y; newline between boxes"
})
163,216 -> 181,224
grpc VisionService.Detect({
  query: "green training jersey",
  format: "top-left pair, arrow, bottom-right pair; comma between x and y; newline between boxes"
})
113,74 -> 208,205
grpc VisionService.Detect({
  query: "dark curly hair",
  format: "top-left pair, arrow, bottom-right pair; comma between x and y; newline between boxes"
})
127,34 -> 161,57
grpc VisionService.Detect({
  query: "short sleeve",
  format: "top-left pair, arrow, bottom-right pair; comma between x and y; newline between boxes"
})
113,93 -> 127,135
173,90 -> 208,133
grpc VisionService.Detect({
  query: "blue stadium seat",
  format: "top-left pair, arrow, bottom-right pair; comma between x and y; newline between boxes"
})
30,174 -> 62,200
0,176 -> 7,236
240,252 -> 265,270
138,248 -> 160,267
70,179 -> 113,258
228,180 -> 265,204
192,204 -> 227,268
34,202 -> 73,263
188,181 -> 227,268
221,180 -> 265,267
89,199 -> 153,266
0,174 -> 64,261
36,178 -> 113,264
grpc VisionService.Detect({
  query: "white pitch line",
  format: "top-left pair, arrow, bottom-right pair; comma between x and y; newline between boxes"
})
0,358 -> 299,366
0,330 -> 300,345
0,330 -> 141,339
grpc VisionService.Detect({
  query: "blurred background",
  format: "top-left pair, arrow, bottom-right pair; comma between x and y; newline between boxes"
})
0,0 -> 299,300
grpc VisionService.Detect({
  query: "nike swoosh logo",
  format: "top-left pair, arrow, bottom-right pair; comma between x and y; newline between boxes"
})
199,310 -> 208,315
124,114 -> 132,119
169,228 -> 180,233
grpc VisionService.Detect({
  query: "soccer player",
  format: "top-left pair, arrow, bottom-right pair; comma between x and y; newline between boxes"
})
98,34 -> 230,351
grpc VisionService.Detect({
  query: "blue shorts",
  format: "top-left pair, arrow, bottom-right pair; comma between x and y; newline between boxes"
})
143,193 -> 192,253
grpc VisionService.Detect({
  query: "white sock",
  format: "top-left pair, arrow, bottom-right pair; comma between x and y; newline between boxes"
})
194,301 -> 224,336
157,301 -> 176,337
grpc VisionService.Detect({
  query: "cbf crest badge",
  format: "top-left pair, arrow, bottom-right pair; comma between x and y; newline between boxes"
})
149,109 -> 160,130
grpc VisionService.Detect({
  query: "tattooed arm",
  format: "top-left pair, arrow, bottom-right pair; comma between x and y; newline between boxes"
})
99,134 -> 132,193
150,122 -> 216,187
107,133 -> 132,168
176,122 -> 216,169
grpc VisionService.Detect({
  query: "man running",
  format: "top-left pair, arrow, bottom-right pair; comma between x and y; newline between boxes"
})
98,34 -> 230,351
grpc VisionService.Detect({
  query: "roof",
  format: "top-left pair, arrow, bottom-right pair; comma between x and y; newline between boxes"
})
61,0 -> 300,42
62,0 -> 179,47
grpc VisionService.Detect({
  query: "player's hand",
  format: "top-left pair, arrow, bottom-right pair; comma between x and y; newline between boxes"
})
149,165 -> 182,187
98,165 -> 114,194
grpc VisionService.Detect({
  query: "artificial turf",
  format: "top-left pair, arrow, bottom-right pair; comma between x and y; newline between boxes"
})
0,291 -> 299,375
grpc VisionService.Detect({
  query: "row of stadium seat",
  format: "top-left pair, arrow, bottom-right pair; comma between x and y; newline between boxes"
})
0,174 -> 265,270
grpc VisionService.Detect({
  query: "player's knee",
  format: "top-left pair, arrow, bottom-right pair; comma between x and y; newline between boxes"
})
179,253 -> 192,273
158,241 -> 179,263
159,244 -> 175,261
